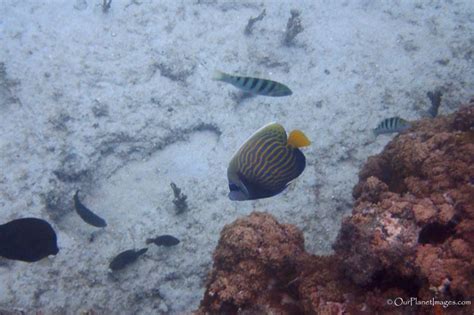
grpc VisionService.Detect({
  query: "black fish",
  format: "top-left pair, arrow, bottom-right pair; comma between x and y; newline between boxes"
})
0,218 -> 59,262
109,248 -> 148,271
427,90 -> 443,118
74,190 -> 107,228
146,235 -> 180,247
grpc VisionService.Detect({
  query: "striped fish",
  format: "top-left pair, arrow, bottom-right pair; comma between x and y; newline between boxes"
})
227,122 -> 310,201
373,116 -> 411,135
213,70 -> 292,97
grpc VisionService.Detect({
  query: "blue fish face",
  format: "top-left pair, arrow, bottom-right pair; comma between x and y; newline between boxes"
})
228,181 -> 249,201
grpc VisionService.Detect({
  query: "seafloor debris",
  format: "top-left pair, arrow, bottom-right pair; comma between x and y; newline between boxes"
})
102,0 -> 112,13
0,62 -> 21,107
73,0 -> 87,11
42,189 -> 71,222
427,89 -> 443,117
244,9 -> 266,35
151,60 -> 196,83
196,100 -> 474,314
170,182 -> 188,214
283,9 -> 303,46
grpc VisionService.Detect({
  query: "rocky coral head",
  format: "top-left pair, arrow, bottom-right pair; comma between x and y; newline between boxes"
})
338,101 -> 474,304
198,211 -> 305,314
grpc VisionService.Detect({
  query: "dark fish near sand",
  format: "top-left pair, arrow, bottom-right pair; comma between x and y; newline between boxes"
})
427,90 -> 443,118
146,235 -> 180,247
74,190 -> 107,228
109,248 -> 148,271
0,218 -> 59,262
373,117 -> 411,135
227,122 -> 310,201
213,71 -> 292,97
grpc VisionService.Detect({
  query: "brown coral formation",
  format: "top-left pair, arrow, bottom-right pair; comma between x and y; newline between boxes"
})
198,212 -> 305,314
196,101 -> 474,314
335,101 -> 474,312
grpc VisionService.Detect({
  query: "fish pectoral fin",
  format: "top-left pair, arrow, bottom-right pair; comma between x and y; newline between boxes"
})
285,178 -> 299,188
288,130 -> 311,148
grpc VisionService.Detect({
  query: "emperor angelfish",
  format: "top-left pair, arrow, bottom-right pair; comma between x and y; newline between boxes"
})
227,122 -> 310,201
213,71 -> 292,97
374,116 -> 411,135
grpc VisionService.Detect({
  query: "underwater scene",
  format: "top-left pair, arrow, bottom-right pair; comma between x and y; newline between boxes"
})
0,0 -> 473,314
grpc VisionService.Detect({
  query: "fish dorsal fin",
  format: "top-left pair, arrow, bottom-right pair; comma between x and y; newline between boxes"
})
288,130 -> 311,148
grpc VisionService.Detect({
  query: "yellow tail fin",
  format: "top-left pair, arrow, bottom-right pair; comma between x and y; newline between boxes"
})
288,130 -> 311,148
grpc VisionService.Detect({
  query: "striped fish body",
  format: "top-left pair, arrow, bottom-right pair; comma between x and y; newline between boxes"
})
374,116 -> 411,135
227,123 -> 306,200
214,71 -> 292,97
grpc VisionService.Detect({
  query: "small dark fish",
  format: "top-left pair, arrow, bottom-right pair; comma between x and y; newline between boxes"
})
74,190 -> 107,228
427,90 -> 443,118
228,122 -> 310,200
373,117 -> 411,135
0,218 -> 59,262
109,248 -> 148,271
146,235 -> 180,247
213,71 -> 292,97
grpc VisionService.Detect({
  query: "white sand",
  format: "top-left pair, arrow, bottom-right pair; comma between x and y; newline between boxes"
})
1,0 -> 473,313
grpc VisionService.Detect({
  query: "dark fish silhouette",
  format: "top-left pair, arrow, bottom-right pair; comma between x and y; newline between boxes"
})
427,90 -> 443,118
0,218 -> 59,262
146,235 -> 180,247
74,190 -> 107,228
109,248 -> 148,271
227,122 -> 310,200
213,71 -> 292,97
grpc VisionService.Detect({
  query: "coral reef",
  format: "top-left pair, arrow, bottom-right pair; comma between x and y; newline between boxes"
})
340,100 -> 474,305
196,101 -> 474,314
197,212 -> 305,314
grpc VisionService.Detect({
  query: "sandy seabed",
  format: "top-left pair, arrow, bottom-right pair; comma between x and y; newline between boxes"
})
0,0 -> 473,313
